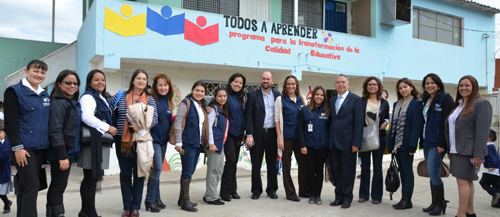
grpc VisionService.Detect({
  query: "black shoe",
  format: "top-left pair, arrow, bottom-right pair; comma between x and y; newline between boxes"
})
207,199 -> 225,205
145,201 -> 161,213
156,199 -> 166,209
466,213 -> 476,217
220,195 -> 231,202
3,200 -> 12,214
267,192 -> 278,199
251,194 -> 260,200
308,196 -> 316,204
492,193 -> 500,207
315,196 -> 323,205
287,195 -> 300,202
393,192 -> 413,210
231,193 -> 241,199
330,200 -> 343,206
181,202 -> 198,212
341,202 -> 351,208
78,212 -> 87,217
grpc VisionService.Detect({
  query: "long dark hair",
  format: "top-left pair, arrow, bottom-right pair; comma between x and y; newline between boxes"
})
210,88 -> 229,119
362,76 -> 383,100
126,69 -> 150,95
396,78 -> 419,100
226,73 -> 246,108
151,73 -> 174,109
85,69 -> 109,97
421,73 -> 446,111
451,75 -> 481,116
186,81 -> 208,113
308,86 -> 329,117
281,75 -> 301,98
50,70 -> 80,101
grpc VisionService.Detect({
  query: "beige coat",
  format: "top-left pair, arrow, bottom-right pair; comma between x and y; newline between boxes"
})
127,103 -> 155,178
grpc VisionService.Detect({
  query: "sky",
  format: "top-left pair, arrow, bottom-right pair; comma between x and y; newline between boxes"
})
0,0 -> 499,45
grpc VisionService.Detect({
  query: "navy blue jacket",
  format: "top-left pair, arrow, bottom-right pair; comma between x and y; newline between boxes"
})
484,143 -> 500,170
211,105 -> 228,154
182,98 -> 203,147
328,92 -> 364,151
298,105 -> 329,149
421,93 -> 454,149
281,95 -> 304,140
388,99 -> 424,153
0,138 -> 11,184
4,80 -> 50,150
47,95 -> 82,160
227,92 -> 244,137
151,95 -> 172,145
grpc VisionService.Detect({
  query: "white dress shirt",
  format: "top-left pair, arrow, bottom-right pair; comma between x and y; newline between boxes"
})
80,94 -> 111,135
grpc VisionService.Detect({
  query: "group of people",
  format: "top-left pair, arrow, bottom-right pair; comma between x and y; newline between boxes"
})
0,59 -> 498,217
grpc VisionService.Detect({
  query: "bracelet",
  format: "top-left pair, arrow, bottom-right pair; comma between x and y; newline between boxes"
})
12,144 -> 24,152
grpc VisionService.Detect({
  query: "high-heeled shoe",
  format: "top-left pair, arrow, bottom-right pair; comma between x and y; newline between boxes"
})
145,201 -> 161,212
466,213 -> 476,217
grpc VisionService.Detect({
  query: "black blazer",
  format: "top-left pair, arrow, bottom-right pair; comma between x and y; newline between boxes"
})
328,92 -> 364,151
361,98 -> 390,138
245,88 -> 280,144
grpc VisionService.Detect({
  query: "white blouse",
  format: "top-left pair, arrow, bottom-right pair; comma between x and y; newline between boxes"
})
447,100 -> 465,154
79,94 -> 111,135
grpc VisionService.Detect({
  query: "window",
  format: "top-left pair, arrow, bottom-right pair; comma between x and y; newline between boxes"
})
183,0 -> 239,16
281,0 -> 323,29
203,80 -> 268,102
413,8 -> 462,46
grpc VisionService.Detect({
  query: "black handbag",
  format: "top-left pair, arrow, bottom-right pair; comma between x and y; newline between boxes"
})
81,123 -> 114,145
385,154 -> 400,200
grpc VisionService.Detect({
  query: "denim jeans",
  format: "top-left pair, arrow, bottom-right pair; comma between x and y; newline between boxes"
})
423,146 -> 445,185
145,143 -> 167,202
181,146 -> 201,180
395,151 -> 415,194
359,137 -> 386,201
115,136 -> 145,210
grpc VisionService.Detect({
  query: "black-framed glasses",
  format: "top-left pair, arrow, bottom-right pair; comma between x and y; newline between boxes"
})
62,81 -> 79,86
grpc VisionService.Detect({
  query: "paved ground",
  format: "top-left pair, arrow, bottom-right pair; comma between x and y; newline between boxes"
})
3,156 -> 500,217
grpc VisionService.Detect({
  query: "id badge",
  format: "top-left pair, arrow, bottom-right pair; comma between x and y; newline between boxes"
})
308,124 -> 313,132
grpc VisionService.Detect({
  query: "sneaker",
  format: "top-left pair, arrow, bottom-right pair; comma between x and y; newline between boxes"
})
308,196 -> 316,204
315,196 -> 323,205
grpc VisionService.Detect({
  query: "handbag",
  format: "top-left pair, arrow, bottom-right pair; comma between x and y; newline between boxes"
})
360,101 -> 380,152
81,95 -> 117,145
385,154 -> 400,200
417,160 -> 450,178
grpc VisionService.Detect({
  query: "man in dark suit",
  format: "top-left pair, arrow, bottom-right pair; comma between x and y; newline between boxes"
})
245,71 -> 281,200
328,74 -> 364,208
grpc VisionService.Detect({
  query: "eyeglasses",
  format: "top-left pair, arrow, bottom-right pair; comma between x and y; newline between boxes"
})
367,83 -> 378,87
62,81 -> 79,86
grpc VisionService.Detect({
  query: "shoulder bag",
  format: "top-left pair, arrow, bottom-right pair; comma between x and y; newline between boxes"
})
360,100 -> 380,152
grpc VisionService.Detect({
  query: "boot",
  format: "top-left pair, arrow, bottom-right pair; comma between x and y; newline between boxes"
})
180,179 -> 198,212
46,204 -> 51,217
51,205 -> 65,217
156,199 -> 166,209
429,184 -> 449,215
144,201 -> 161,213
177,181 -> 197,207
423,182 -> 435,212
393,192 -> 413,210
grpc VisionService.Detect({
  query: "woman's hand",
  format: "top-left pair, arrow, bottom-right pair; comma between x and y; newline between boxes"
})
15,149 -> 30,167
437,147 -> 445,154
206,107 -> 212,114
278,139 -> 284,151
301,147 -> 307,155
409,152 -> 415,156
380,121 -> 388,130
108,126 -> 118,136
472,157 -> 483,166
209,144 -> 218,153
59,159 -> 70,171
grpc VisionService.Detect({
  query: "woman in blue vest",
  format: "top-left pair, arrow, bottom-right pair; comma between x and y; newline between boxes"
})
173,81 -> 209,212
47,70 -> 82,217
78,69 -> 117,217
388,78 -> 424,210
358,77 -> 390,205
204,88 -> 229,205
298,86 -> 329,205
109,69 -> 158,217
144,74 -> 173,213
4,60 -> 51,216
220,73 -> 246,201
275,75 -> 308,202
420,73 -> 453,215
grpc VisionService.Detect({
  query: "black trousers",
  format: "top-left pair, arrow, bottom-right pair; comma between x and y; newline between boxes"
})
330,146 -> 357,203
11,149 -> 46,217
220,135 -> 242,198
80,169 -> 100,217
47,158 -> 72,206
282,139 -> 308,198
480,173 -> 500,196
307,147 -> 328,197
250,130 -> 278,195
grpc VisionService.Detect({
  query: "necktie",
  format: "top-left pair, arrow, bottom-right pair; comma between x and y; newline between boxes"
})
335,96 -> 342,115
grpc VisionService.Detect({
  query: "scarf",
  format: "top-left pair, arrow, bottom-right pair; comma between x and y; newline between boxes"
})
121,92 -> 149,157
391,96 -> 414,153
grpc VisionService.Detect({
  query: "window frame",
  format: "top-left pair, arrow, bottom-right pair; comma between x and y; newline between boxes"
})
412,7 -> 464,47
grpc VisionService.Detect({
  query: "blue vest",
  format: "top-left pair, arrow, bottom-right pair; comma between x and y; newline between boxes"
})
282,96 -> 304,140
151,95 -> 172,144
227,92 -> 244,137
68,100 -> 82,156
211,105 -> 227,154
82,89 -> 113,146
182,98 -> 202,147
302,106 -> 329,149
7,81 -> 50,150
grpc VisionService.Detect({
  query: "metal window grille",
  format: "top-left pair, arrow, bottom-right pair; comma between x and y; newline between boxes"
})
281,0 -> 294,25
299,0 -> 323,29
203,80 -> 274,102
413,8 -> 462,46
183,0 -> 239,16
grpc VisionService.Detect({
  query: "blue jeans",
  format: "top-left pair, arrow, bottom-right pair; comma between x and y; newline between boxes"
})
145,143 -> 167,202
423,146 -> 445,185
395,151 -> 415,194
115,136 -> 145,210
181,146 -> 201,180
359,137 -> 386,201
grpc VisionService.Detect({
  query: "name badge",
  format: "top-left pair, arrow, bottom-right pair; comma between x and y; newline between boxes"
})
308,124 -> 313,132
